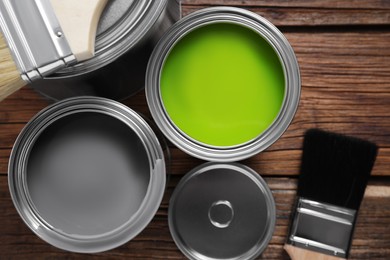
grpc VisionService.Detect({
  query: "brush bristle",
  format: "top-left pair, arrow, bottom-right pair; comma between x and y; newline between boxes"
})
298,129 -> 378,210
0,33 -> 26,101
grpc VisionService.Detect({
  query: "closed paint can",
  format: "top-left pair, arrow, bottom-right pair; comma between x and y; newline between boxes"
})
8,97 -> 166,253
146,7 -> 300,162
31,0 -> 181,101
169,162 -> 276,260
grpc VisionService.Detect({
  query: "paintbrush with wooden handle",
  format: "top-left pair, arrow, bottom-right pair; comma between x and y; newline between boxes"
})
0,0 -> 108,101
284,129 -> 378,259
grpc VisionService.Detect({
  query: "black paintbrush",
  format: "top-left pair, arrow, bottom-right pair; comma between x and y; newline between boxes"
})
284,129 -> 378,260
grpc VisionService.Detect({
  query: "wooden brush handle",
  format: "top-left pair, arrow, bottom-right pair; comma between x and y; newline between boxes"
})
284,186 -> 390,260
50,0 -> 108,61
284,245 -> 345,260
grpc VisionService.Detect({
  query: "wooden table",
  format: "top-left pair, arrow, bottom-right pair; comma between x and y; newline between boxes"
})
1,1 -> 389,259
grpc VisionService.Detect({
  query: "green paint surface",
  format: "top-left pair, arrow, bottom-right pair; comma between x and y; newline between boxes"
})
160,23 -> 285,147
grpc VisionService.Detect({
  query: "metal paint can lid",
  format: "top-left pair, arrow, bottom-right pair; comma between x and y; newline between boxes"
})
169,163 -> 276,260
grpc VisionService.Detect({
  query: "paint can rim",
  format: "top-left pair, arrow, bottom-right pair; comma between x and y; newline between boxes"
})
146,6 -> 301,162
168,162 -> 276,260
8,96 -> 166,253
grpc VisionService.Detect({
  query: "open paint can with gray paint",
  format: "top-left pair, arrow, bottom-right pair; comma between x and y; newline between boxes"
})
8,97 -> 166,253
146,7 -> 300,162
31,0 -> 180,100
169,162 -> 276,259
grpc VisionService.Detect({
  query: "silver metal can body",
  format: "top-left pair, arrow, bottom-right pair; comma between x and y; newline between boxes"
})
146,7 -> 301,162
8,97 -> 166,253
30,0 -> 181,101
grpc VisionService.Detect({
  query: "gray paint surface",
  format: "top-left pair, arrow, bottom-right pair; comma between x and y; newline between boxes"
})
27,112 -> 150,237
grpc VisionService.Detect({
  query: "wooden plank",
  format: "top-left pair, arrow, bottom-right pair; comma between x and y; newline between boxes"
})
182,0 -> 390,9
181,1 -> 390,26
245,147 -> 390,176
0,124 -> 25,149
182,6 -> 390,27
1,176 -> 389,259
281,32 -> 390,150
0,86 -> 151,124
0,87 -> 51,123
0,149 -> 11,174
0,124 -> 23,149
2,145 -> 389,177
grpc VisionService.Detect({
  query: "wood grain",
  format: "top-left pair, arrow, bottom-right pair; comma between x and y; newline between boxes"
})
0,0 -> 389,259
1,32 -> 389,176
1,176 -> 389,259
284,245 -> 344,260
181,0 -> 390,26
182,0 -> 390,9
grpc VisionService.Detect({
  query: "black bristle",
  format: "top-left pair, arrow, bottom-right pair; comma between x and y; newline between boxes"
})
298,129 -> 378,210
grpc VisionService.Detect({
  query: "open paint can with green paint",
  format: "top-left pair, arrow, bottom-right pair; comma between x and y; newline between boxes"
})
146,7 -> 300,161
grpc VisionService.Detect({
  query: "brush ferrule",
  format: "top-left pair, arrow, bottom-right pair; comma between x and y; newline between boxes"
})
287,197 -> 357,258
0,0 -> 76,82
